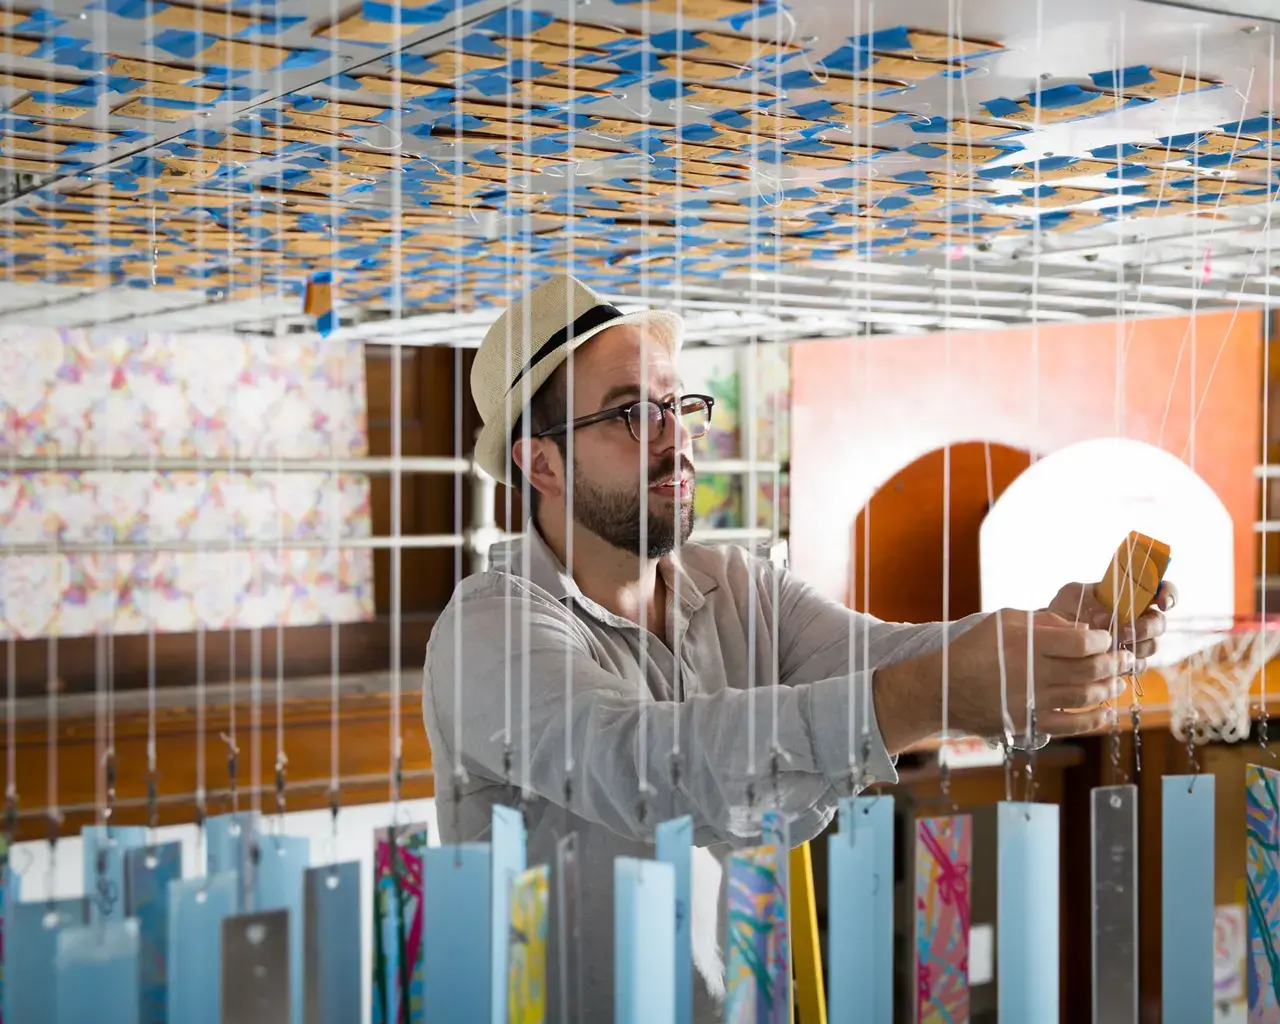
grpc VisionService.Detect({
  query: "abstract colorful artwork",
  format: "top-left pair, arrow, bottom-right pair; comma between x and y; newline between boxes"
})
724,844 -> 789,1024
914,815 -> 972,1024
1217,904 -> 1247,1003
508,864 -> 550,1024
0,329 -> 373,639
372,822 -> 432,1024
1248,765 -> 1280,1024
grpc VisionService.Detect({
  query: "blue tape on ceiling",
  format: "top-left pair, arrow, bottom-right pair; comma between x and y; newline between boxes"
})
13,7 -> 66,32
908,116 -> 949,134
472,7 -> 554,35
236,15 -> 307,37
361,0 -> 452,25
1089,65 -> 1155,91
1222,115 -> 1279,136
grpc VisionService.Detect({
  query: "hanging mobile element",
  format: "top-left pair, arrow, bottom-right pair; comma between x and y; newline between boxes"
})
1162,774 -> 1215,1024
655,817 -> 693,1024
303,861 -> 362,1024
304,271 -> 336,338
5,897 -> 84,1023
507,864 -> 550,1024
424,843 -> 493,1022
254,833 -> 310,1024
83,824 -> 146,925
125,841 -> 182,1024
221,908 -> 291,1024
614,858 -> 676,1024
997,802 -> 1060,1024
913,813 -> 973,1024
491,804 -> 528,1024
1091,785 -> 1139,1024
827,796 -> 894,1024
1246,765 -> 1280,1022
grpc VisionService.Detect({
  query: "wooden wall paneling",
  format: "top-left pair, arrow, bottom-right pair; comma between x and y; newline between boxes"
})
6,691 -> 432,842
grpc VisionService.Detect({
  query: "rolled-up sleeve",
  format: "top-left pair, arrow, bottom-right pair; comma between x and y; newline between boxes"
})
423,575 -> 875,847
771,561 -> 988,788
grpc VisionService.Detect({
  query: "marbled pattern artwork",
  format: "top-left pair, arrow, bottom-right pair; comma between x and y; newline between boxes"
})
724,844 -> 789,1024
372,823 -> 432,1024
1248,765 -> 1280,1024
508,864 -> 550,1024
915,815 -> 972,1024
0,329 -> 374,639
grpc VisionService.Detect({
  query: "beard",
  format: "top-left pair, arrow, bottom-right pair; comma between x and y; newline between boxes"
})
571,452 -> 696,558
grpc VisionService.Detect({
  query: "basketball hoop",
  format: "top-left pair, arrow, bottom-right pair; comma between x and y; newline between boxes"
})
1168,622 -> 1280,746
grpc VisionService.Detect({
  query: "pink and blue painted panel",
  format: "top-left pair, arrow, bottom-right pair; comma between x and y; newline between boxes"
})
1248,765 -> 1280,1024
914,815 -> 971,1024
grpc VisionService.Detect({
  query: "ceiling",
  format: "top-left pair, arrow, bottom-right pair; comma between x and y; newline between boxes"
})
3,0 -> 1280,344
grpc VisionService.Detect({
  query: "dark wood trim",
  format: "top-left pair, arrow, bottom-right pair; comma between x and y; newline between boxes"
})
8,613 -> 440,700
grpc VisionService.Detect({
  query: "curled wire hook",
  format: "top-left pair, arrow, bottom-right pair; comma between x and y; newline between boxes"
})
611,91 -> 654,119
351,122 -> 405,153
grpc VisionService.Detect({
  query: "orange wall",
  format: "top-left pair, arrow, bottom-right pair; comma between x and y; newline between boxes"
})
851,442 -> 1031,623
791,312 -> 1263,616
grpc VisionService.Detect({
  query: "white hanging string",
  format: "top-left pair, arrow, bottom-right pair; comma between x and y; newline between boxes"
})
390,24 -> 407,823
1259,31 -> 1275,755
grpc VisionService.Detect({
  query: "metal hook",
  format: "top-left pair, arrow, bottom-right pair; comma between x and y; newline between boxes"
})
351,122 -> 404,153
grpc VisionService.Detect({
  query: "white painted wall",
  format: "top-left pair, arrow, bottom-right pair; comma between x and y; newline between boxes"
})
10,798 -> 439,1024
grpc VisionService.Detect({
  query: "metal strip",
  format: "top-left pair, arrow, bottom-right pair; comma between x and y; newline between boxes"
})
221,908 -> 291,1024
125,841 -> 184,1024
1092,785 -> 1139,1024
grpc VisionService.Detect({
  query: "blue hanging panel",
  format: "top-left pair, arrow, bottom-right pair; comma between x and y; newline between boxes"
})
1163,775 -> 1214,1024
614,857 -> 676,1024
423,845 -> 492,1024
82,825 -> 147,924
168,873 -> 238,1024
303,861 -> 362,1024
998,802 -> 1060,1024
0,861 -> 21,1019
4,898 -> 85,1023
206,812 -> 260,912
125,841 -> 184,1024
491,805 -> 528,1024
655,817 -> 693,1024
827,795 -> 894,1024
55,919 -> 142,1024
253,833 -> 310,1024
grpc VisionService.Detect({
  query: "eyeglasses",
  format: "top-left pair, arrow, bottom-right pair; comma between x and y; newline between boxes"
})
532,394 -> 715,444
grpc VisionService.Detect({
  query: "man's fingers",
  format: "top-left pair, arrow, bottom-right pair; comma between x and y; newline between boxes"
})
1038,648 -> 1135,685
1030,622 -> 1113,659
1043,679 -> 1126,709
1157,580 -> 1179,612
1039,707 -> 1115,736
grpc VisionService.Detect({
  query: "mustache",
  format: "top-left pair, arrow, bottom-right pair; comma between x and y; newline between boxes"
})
648,453 -> 695,481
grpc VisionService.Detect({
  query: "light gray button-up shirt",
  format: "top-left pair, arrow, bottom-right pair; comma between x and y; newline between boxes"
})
422,527 -> 984,1022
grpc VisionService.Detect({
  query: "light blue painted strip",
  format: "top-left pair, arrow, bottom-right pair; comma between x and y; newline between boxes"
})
827,795 -> 893,1023
206,811 -> 259,911
168,873 -> 237,1024
615,857 -> 675,1024
82,824 -> 147,924
125,842 -> 183,1024
55,919 -> 141,1024
655,816 -> 693,1024
998,802 -> 1060,1024
303,862 -> 361,1024
0,863 -> 21,1018
423,845 -> 491,1023
5,898 -> 83,1023
490,805 -> 526,1024
254,833 -> 310,1024
1162,775 -> 1214,1024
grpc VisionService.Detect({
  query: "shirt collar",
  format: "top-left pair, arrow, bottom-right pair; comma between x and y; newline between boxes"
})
488,525 -> 716,620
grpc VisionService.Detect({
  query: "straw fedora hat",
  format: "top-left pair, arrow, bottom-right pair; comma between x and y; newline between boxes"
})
471,274 -> 684,484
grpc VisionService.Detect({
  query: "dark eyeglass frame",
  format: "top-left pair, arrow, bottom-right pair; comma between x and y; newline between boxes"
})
530,393 -> 716,444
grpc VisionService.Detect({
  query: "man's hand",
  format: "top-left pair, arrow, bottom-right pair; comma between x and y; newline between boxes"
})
873,610 -> 1135,753
1045,578 -> 1177,674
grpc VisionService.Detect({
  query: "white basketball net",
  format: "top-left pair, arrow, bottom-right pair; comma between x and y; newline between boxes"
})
1169,628 -> 1280,745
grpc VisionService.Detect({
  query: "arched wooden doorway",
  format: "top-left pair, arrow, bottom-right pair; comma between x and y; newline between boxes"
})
849,442 -> 1032,623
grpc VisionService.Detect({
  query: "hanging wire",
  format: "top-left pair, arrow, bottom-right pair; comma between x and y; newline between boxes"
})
1261,30 -> 1276,759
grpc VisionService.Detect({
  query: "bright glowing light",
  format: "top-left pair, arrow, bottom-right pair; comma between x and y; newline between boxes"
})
979,437 -> 1234,666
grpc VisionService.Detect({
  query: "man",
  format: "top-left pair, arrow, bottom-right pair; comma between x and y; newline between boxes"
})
422,274 -> 1173,1022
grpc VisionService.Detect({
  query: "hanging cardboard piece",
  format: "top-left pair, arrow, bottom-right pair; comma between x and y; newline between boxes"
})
10,97 -> 93,120
354,75 -> 447,97
0,73 -> 80,93
154,4 -> 262,35
880,28 -> 1003,61
113,99 -> 191,121
527,19 -> 633,50
869,54 -> 967,80
1097,66 -> 1222,100
0,35 -> 39,56
429,50 -> 506,76
110,56 -> 202,83
790,73 -> 909,102
317,14 -> 412,45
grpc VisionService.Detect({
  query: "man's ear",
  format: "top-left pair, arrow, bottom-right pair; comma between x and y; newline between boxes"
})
511,436 -> 564,500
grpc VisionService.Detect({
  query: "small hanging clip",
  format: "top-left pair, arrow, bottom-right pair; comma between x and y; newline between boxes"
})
104,749 -> 117,824
4,789 -> 18,854
274,753 -> 288,817
146,769 -> 159,832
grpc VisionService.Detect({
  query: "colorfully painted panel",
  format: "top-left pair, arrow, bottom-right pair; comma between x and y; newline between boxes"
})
913,815 -> 971,1024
